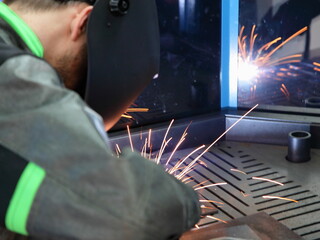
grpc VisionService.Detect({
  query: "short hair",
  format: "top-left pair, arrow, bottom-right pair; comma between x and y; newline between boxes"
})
3,0 -> 94,11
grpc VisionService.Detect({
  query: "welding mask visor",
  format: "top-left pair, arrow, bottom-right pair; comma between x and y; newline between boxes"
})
85,0 -> 160,130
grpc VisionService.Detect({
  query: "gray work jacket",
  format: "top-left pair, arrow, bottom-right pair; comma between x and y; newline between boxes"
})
0,5 -> 200,240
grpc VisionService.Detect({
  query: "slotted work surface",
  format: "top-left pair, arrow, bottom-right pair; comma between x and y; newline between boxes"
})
163,141 -> 320,240
238,0 -> 320,113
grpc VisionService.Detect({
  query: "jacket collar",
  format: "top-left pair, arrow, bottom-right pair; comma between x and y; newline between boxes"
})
0,2 -> 43,57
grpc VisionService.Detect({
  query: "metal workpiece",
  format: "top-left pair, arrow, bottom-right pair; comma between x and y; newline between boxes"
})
305,97 -> 320,108
287,131 -> 312,163
182,212 -> 302,240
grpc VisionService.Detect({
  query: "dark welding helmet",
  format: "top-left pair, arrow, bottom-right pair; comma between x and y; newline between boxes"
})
85,0 -> 160,130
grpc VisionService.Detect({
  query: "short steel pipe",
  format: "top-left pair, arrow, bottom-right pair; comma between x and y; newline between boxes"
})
286,131 -> 311,163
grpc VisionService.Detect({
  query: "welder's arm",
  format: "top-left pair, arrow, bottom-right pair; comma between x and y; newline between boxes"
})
0,54 -> 200,239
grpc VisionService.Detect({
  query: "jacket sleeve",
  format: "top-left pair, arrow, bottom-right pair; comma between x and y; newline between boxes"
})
0,54 -> 200,240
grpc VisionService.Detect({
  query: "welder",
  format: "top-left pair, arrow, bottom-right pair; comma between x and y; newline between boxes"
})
0,0 -> 201,239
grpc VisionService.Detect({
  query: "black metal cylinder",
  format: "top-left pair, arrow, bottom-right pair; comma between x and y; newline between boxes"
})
305,97 -> 320,108
286,131 -> 311,163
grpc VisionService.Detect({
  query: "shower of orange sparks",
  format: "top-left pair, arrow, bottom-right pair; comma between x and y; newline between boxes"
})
121,108 -> 149,119
199,200 -> 224,205
126,108 -> 149,112
194,183 -> 227,191
169,145 -> 206,176
238,25 -> 308,98
280,83 -> 290,99
181,176 -> 193,183
156,119 -> 175,164
165,122 -> 192,166
230,168 -> 247,175
239,25 -> 307,66
262,195 -> 298,203
127,125 -> 134,152
115,144 -> 122,157
192,180 -> 210,189
201,205 -> 216,210
176,104 -> 258,180
252,176 -> 284,186
240,191 -> 251,197
118,104 -> 260,225
121,114 -> 133,119
206,215 -> 228,224
313,62 -> 320,72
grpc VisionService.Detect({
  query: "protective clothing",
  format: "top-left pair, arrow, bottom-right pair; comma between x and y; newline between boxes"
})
0,1 -> 200,240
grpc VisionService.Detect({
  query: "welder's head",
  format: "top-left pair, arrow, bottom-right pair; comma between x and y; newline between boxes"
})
5,0 -> 160,130
3,0 -> 94,100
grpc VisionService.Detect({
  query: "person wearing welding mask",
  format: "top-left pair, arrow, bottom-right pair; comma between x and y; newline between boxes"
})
0,0 -> 201,239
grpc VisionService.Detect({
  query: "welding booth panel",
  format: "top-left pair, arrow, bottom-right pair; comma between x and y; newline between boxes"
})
114,0 -> 320,131
112,0 -> 222,130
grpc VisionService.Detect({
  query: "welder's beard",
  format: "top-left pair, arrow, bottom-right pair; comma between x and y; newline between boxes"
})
53,45 -> 88,98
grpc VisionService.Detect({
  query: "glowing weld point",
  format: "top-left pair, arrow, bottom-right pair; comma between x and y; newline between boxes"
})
194,183 -> 227,191
252,177 -> 284,186
206,215 -> 228,224
262,195 -> 298,203
238,61 -> 259,83
230,169 -> 247,175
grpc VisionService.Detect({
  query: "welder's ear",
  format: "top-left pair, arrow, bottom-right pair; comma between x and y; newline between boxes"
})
70,6 -> 93,41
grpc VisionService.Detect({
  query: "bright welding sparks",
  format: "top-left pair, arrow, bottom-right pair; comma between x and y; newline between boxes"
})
195,224 -> 200,229
156,119 -> 175,164
238,25 -> 308,98
165,122 -> 192,166
230,168 -> 247,175
121,114 -> 133,119
127,125 -> 134,152
194,183 -> 227,191
170,145 -> 206,176
126,108 -> 149,113
262,195 -> 298,203
199,200 -> 224,205
313,62 -> 320,72
193,180 -> 210,189
201,205 -> 216,210
148,129 -> 152,148
118,105 -> 259,221
252,176 -> 284,186
206,215 -> 228,224
115,144 -> 122,157
240,191 -> 251,197
176,104 -> 258,180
